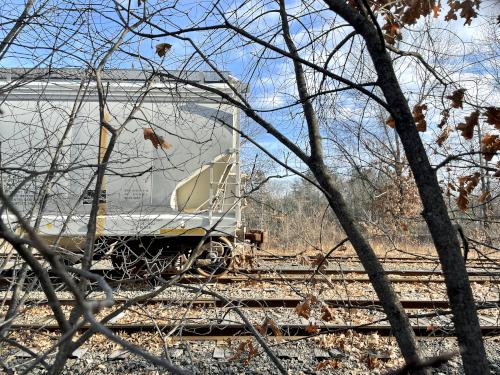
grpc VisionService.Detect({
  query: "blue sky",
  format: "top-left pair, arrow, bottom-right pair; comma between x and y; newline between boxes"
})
1,1 -> 498,184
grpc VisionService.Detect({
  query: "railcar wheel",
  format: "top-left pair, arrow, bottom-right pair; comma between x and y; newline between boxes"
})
195,237 -> 233,277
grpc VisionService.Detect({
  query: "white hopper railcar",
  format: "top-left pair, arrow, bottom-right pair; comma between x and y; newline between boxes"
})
0,68 -> 245,276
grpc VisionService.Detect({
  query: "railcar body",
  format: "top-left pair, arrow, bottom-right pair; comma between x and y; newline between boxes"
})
0,69 -> 244,275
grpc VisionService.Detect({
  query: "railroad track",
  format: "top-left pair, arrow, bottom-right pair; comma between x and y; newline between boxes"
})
7,296 -> 499,310
2,265 -> 498,278
0,268 -> 499,289
180,274 -> 500,284
255,258 -> 500,271
2,254 -> 499,268
10,296 -> 498,338
9,321 -> 500,337
238,267 -> 500,278
256,255 -> 500,264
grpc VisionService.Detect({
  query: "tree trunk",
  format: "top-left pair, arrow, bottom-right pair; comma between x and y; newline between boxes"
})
374,53 -> 489,374
277,2 -> 427,370
311,163 -> 427,374
322,2 -> 490,373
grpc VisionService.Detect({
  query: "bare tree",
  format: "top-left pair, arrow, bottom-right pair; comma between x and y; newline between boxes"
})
113,1 -> 497,373
0,1 -> 497,374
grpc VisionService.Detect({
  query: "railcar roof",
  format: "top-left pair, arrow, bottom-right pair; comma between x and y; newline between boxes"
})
0,68 -> 235,84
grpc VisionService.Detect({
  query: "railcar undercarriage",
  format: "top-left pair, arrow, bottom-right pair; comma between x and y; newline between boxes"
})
108,236 -> 234,279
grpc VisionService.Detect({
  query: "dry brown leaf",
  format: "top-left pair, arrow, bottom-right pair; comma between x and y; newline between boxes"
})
295,295 -> 317,319
479,191 -> 491,204
484,107 -> 500,129
432,2 -> 441,17
382,19 -> 402,44
400,1 -> 438,25
244,341 -> 258,365
438,108 -> 450,128
365,355 -> 380,370
305,323 -> 320,334
312,253 -> 328,271
465,172 -> 480,193
315,359 -> 341,370
446,88 -> 466,108
268,318 -> 282,337
155,43 -> 172,57
228,340 -> 258,365
436,126 -> 449,146
456,110 -> 479,139
143,128 -> 172,149
228,342 -> 246,362
386,116 -> 396,128
295,301 -> 311,319
321,305 -> 334,322
456,172 -> 480,211
481,134 -> 500,161
445,8 -> 458,21
256,317 -> 281,337
445,0 -> 480,25
413,103 -> 427,132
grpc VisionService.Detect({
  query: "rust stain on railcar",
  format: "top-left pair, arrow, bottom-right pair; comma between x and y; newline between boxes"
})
96,125 -> 108,236
159,228 -> 206,236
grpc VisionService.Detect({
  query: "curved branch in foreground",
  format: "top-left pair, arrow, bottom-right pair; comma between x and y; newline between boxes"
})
175,283 -> 287,375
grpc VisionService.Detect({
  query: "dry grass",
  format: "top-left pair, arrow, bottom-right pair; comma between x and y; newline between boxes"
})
256,238 -> 438,259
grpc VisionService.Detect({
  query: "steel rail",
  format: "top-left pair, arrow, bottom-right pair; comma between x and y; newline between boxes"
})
0,271 -> 499,288
255,255 -> 500,263
8,321 -> 500,337
7,296 -> 499,310
176,274 -> 499,284
1,266 -> 498,277
238,268 -> 500,277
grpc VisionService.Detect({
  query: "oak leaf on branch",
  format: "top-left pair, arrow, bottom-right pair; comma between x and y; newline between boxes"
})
401,1 -> 438,25
436,126 -> 449,146
382,19 -> 402,44
456,110 -> 479,139
438,108 -> 450,128
481,134 -> 500,161
484,107 -> 500,129
143,128 -> 172,149
413,103 -> 427,132
456,187 -> 469,211
456,172 -> 481,211
386,116 -> 396,129
155,43 -> 172,57
445,0 -> 480,25
446,88 -> 466,108
432,2 -> 441,17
